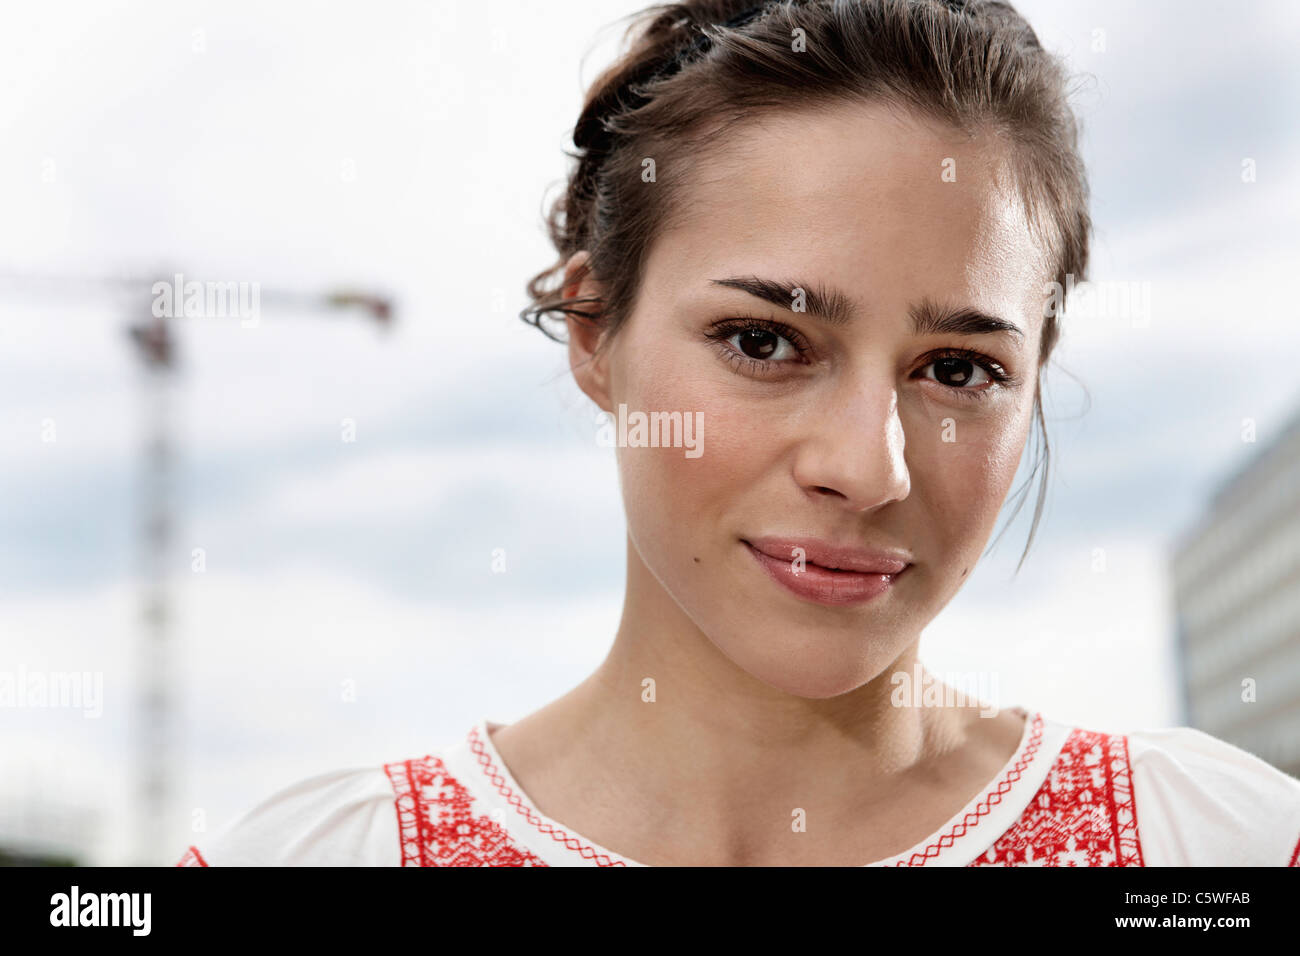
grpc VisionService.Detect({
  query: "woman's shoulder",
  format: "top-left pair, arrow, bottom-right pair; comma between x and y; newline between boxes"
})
950,711 -> 1300,868
1119,722 -> 1300,866
175,749 -> 451,867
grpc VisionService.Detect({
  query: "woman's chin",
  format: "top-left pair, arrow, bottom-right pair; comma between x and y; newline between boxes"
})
713,640 -> 883,700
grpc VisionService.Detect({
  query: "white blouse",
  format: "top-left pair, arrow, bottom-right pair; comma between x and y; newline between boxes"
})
176,707 -> 1300,867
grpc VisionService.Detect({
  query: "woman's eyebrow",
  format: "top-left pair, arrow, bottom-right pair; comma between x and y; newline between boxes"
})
710,276 -> 1024,340
711,276 -> 855,326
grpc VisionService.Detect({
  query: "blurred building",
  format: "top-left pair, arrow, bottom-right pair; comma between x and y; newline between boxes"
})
1170,407 -> 1300,779
0,795 -> 95,866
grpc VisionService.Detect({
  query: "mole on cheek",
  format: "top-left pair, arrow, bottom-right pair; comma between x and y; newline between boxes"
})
693,557 -> 701,563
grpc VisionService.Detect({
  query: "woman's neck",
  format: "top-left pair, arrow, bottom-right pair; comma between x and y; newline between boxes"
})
487,551 -> 1017,865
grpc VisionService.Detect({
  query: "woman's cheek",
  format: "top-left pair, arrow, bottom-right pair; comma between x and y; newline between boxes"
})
914,409 -> 1028,543
614,385 -> 749,520
614,367 -> 770,576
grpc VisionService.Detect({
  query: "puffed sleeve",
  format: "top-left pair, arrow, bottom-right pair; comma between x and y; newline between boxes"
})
1127,725 -> 1300,866
174,765 -> 400,866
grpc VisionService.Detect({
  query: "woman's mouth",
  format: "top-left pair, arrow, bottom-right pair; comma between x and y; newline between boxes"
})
741,537 -> 910,607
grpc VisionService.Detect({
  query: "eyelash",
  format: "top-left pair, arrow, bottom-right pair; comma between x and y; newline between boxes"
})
704,315 -> 812,376
704,316 -> 1015,400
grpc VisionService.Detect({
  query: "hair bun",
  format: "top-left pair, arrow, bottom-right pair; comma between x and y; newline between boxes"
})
575,1 -> 775,151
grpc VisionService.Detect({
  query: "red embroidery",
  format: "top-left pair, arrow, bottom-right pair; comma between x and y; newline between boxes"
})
1289,833 -> 1300,867
384,755 -> 547,867
891,712 -> 1046,866
969,727 -> 1144,866
467,725 -> 628,866
176,845 -> 208,867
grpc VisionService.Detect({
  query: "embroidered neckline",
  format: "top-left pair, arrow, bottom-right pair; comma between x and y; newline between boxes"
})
467,724 -> 628,866
463,705 -> 1052,867
883,708 -> 1045,866
969,723 -> 1143,866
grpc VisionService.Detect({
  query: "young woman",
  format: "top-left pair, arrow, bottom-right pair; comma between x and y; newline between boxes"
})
178,0 -> 1300,867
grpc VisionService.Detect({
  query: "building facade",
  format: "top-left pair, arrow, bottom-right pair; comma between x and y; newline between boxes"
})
1170,411 -> 1300,779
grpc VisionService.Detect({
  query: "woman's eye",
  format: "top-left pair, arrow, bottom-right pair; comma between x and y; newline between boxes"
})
921,355 -> 992,389
727,327 -> 800,362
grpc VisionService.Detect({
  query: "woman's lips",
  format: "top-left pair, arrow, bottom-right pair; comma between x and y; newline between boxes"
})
743,539 -> 908,607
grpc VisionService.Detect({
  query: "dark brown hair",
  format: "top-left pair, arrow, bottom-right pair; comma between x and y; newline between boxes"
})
520,0 -> 1091,572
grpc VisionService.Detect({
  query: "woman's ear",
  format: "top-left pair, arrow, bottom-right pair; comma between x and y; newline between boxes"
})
562,251 -> 614,413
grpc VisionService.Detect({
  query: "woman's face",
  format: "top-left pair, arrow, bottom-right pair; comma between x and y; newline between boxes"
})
569,102 -> 1048,699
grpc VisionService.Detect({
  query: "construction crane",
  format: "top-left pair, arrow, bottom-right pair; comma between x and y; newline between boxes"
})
3,269 -> 394,865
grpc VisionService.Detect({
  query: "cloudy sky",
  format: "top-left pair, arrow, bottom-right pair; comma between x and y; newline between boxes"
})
2,0 -> 1298,864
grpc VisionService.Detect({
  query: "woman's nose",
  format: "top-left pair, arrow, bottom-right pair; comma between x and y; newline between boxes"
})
791,382 -> 911,513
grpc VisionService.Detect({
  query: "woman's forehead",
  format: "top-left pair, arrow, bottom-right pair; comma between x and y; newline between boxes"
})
647,107 -> 1046,323
673,105 -> 1032,241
